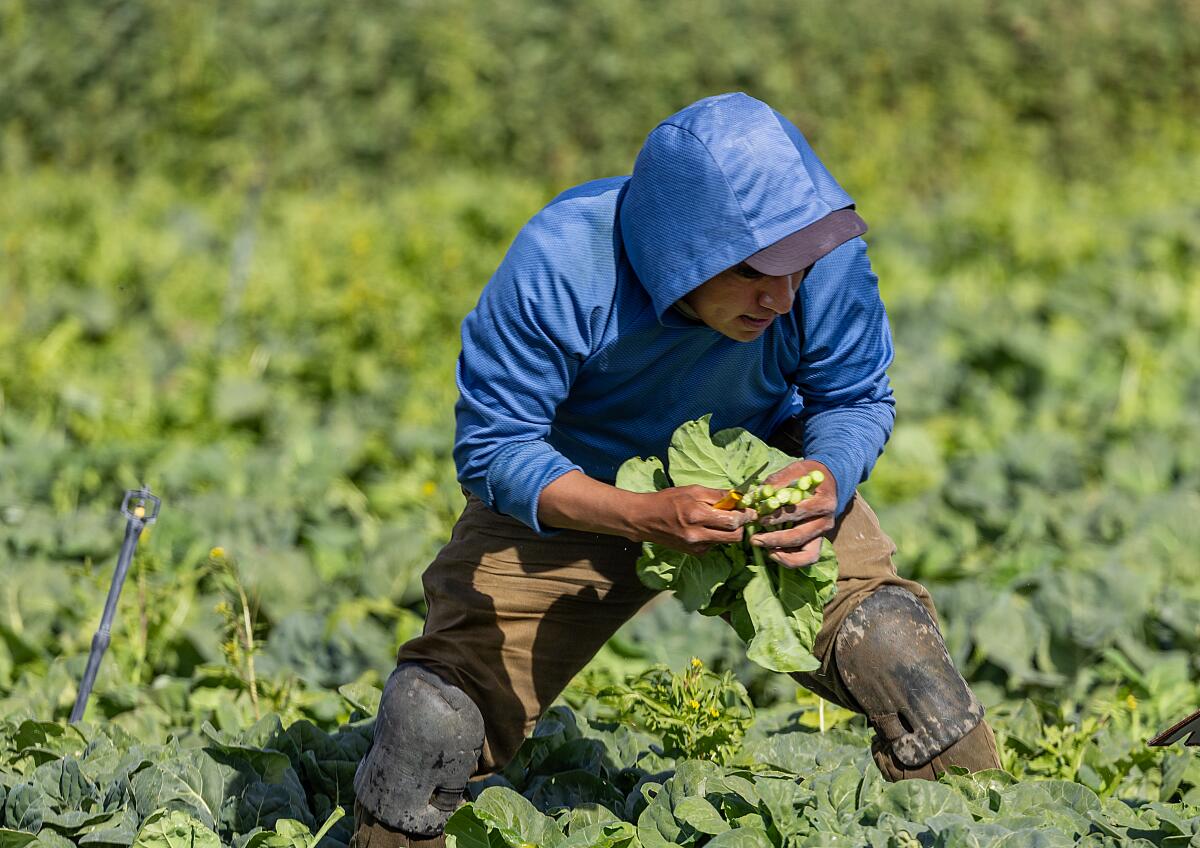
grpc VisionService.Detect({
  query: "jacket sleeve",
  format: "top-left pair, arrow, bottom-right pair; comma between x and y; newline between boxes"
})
453,230 -> 596,534
792,237 -> 896,518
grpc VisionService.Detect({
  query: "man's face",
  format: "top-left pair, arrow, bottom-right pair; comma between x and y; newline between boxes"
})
680,262 -> 806,341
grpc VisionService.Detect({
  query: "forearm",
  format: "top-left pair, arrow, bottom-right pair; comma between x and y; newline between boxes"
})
537,470 -> 646,539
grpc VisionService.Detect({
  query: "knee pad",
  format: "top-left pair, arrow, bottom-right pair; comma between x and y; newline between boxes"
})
834,586 -> 985,768
353,664 -> 485,837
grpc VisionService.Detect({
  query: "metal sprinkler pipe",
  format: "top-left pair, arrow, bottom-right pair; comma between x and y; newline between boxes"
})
69,487 -> 161,724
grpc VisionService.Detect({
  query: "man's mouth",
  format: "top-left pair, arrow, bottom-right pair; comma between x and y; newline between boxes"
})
740,315 -> 773,330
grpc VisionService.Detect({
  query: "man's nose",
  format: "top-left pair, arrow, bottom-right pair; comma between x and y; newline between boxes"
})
758,274 -> 796,314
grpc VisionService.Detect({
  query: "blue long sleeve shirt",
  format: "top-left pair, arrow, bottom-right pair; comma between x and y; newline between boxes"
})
454,93 -> 895,534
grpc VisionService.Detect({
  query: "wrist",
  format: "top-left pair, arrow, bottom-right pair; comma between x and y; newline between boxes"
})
612,490 -> 653,542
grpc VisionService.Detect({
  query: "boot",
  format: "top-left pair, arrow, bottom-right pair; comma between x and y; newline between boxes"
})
350,801 -> 447,848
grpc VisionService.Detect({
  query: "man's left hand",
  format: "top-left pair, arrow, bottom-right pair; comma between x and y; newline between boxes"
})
750,460 -> 837,569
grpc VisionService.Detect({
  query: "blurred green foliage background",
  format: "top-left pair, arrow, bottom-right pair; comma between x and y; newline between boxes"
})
0,0 -> 1198,737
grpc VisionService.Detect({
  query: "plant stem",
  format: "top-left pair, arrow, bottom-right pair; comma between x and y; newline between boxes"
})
236,583 -> 260,719
746,523 -> 766,569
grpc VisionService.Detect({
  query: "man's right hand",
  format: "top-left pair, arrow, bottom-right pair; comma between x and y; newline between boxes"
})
538,471 -> 754,553
630,486 -> 756,554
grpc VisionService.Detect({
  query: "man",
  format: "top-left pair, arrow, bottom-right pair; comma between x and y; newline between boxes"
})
352,93 -> 1001,847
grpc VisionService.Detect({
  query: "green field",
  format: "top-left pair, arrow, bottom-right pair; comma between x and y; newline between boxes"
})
2,1 -> 1199,845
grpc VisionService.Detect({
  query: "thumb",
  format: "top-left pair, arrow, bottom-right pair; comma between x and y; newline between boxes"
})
764,466 -> 803,487
691,486 -> 733,504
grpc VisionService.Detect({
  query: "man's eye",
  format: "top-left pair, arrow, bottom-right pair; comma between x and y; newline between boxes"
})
735,264 -> 763,280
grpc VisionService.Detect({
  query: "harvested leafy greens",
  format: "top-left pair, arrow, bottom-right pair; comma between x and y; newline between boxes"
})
615,416 -> 838,674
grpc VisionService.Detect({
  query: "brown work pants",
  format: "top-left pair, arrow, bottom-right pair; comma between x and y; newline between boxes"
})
395,484 -> 1000,782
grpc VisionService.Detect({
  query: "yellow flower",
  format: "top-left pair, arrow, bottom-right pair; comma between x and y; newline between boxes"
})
690,657 -> 703,668
688,699 -> 700,710
1126,693 -> 1138,710
209,546 -> 226,560
421,481 -> 437,497
709,707 -> 720,718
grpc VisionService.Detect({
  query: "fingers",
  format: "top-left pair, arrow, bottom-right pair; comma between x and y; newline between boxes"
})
750,515 -> 833,551
755,483 -> 834,524
674,506 -> 753,552
705,527 -> 752,546
762,464 -> 804,488
748,522 -> 825,551
690,485 -> 735,504
698,505 -> 756,531
674,526 -> 745,554
758,501 -> 825,527
767,536 -> 823,569
694,515 -> 754,544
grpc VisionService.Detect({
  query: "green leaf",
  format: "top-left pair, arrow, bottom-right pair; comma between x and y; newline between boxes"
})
673,550 -> 736,613
336,679 -> 383,716
709,427 -> 772,483
77,808 -> 140,848
558,821 -> 638,848
132,811 -> 222,848
526,771 -> 625,815
0,830 -> 39,848
866,779 -> 972,822
11,722 -> 88,764
560,805 -> 620,834
239,810 -> 342,848
33,830 -> 75,848
129,748 -> 236,832
4,784 -> 45,833
471,787 -> 563,847
706,828 -> 775,847
443,806 -> 494,848
667,415 -> 735,488
635,546 -> 684,592
39,809 -> 117,837
616,456 -> 669,494
32,757 -> 94,810
744,566 -> 820,674
673,796 -> 730,835
668,417 -> 773,489
239,822 -> 308,848
273,722 -> 363,816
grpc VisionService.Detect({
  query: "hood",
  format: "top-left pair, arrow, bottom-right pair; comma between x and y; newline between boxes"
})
619,92 -> 857,320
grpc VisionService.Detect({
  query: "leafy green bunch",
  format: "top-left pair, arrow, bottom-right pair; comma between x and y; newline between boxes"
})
595,659 -> 755,765
734,472 -> 824,515
616,416 -> 838,674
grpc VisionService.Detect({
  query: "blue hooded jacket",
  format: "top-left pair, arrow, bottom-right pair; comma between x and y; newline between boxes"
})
454,93 -> 895,534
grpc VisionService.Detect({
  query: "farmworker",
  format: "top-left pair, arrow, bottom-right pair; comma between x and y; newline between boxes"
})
351,93 -> 1001,847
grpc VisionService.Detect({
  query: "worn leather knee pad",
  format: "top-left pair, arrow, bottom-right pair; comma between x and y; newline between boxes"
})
353,664 -> 485,837
834,585 -> 985,768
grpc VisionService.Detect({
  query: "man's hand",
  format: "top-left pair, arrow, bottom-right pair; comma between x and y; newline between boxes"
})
538,471 -> 753,551
750,460 -> 838,568
632,486 -> 757,554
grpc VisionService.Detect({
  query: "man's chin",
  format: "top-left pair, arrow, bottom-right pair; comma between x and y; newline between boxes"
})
724,326 -> 768,342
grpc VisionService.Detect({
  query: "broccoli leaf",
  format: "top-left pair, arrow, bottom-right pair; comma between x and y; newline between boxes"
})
615,416 -> 838,675
674,550 -> 737,613
616,456 -> 669,494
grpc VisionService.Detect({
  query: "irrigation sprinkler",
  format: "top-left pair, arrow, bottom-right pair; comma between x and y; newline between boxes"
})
69,487 -> 161,724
